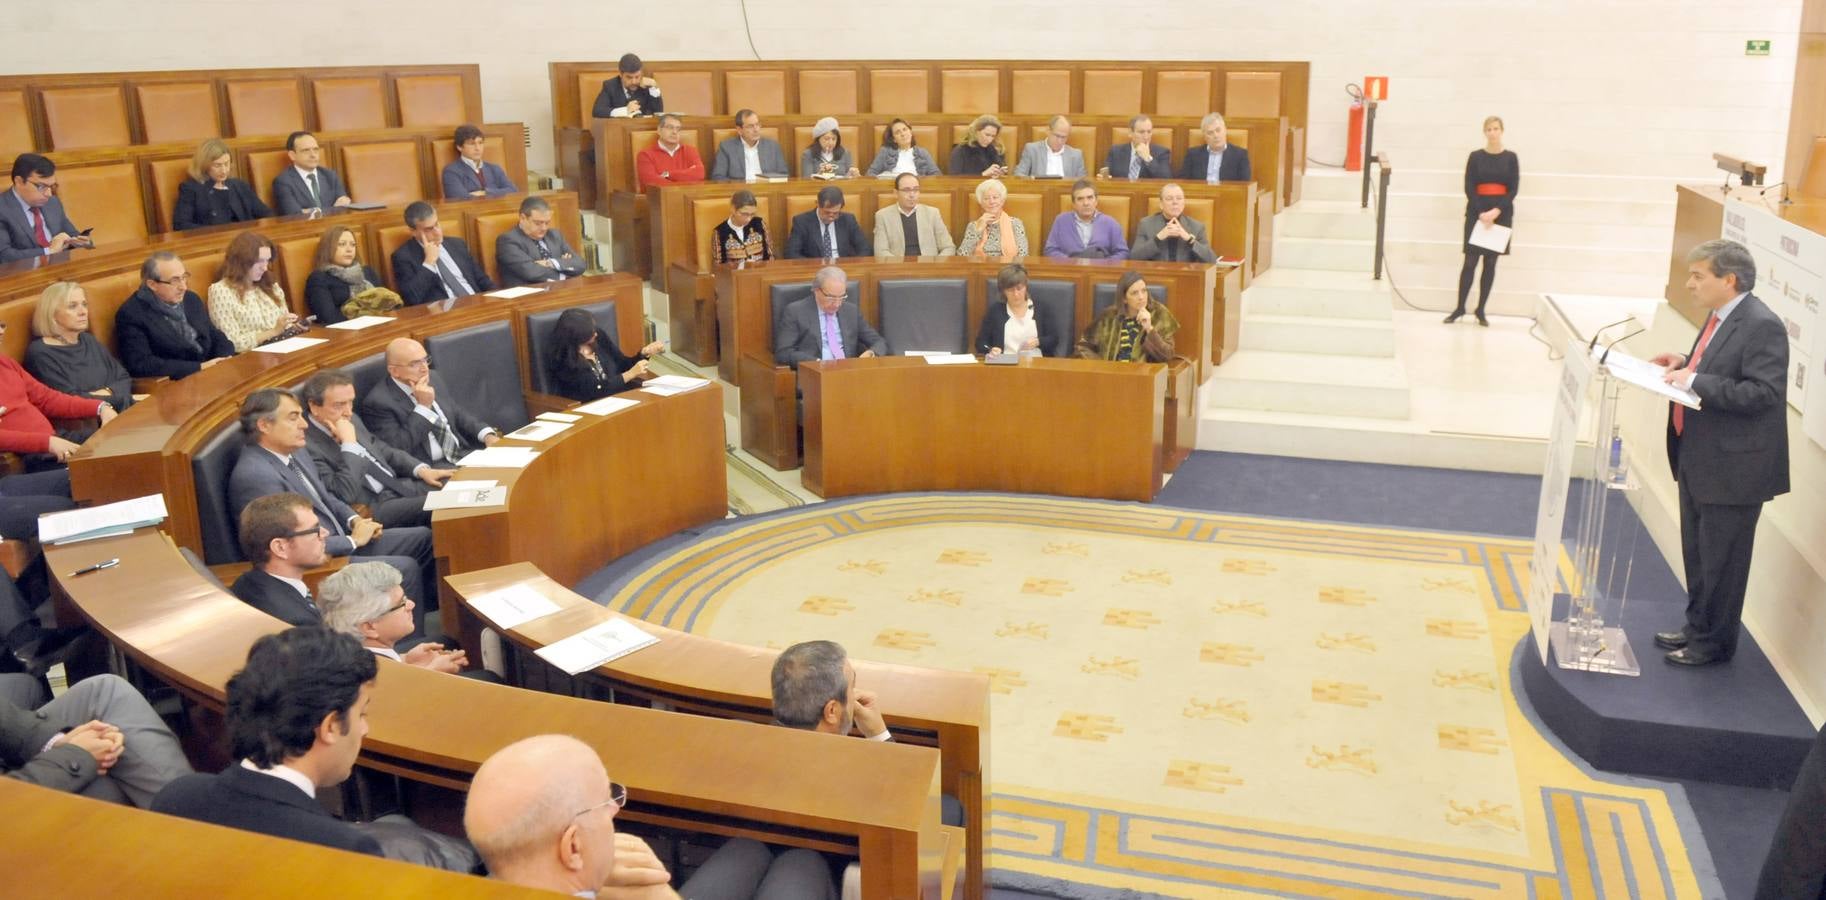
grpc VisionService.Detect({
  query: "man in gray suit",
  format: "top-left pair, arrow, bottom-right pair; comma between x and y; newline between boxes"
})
0,153 -> 90,262
1012,116 -> 1087,179
709,109 -> 790,182
301,369 -> 453,529
774,265 -> 886,369
495,195 -> 586,287
270,131 -> 351,216
1,673 -> 192,807
873,173 -> 956,258
1130,183 -> 1216,264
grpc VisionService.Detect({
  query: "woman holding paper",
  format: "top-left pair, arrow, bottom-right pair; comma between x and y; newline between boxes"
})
1446,116 -> 1518,326
545,307 -> 664,402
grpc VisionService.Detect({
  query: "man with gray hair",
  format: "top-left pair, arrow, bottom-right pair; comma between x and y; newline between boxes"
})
1180,112 -> 1251,183
390,201 -> 493,304
1648,238 -> 1789,667
1130,183 -> 1216,263
316,562 -> 468,674
466,734 -> 832,898
772,265 -> 885,369
113,250 -> 235,379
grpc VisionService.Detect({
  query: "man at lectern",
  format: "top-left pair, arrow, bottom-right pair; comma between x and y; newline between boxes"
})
1649,239 -> 1788,667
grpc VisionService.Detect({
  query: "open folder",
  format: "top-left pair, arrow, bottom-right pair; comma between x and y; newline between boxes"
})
1594,346 -> 1701,409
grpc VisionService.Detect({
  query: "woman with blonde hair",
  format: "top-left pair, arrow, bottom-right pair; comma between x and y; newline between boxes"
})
958,179 -> 1028,258
207,231 -> 301,351
24,280 -> 133,412
171,138 -> 271,231
1445,115 -> 1518,326
949,115 -> 1007,177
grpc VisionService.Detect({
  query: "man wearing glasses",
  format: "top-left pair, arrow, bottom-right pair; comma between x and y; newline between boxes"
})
230,493 -> 341,627
0,153 -> 89,262
1012,115 -> 1086,178
113,250 -> 236,380
872,173 -> 956,259
773,265 -> 885,370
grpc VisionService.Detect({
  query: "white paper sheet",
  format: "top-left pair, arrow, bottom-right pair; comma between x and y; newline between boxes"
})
39,495 -> 168,544
1468,223 -> 1512,254
1593,346 -> 1702,409
574,396 -> 639,416
252,336 -> 330,354
486,286 -> 545,299
421,485 -> 508,509
504,420 -> 572,442
923,353 -> 978,365
468,585 -> 563,630
439,480 -> 498,492
536,412 -> 582,423
456,446 -> 541,468
325,316 -> 394,330
637,375 -> 711,396
532,618 -> 659,674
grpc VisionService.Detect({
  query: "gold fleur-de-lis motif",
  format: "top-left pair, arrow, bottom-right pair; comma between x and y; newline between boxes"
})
1122,568 -> 1172,585
1312,680 -> 1382,708
1305,745 -> 1378,775
1081,656 -> 1141,679
906,587 -> 963,607
1211,598 -> 1268,616
1199,643 -> 1264,667
1438,725 -> 1507,755
1445,800 -> 1520,832
1426,619 -> 1488,640
1042,541 -> 1089,556
1021,577 -> 1072,597
837,560 -> 888,576
1221,559 -> 1274,575
937,549 -> 991,567
1315,632 -> 1377,653
1054,712 -> 1122,741
1432,669 -> 1497,691
1421,576 -> 1474,594
971,667 -> 1028,694
1164,760 -> 1244,793
995,621 -> 1050,639
1102,609 -> 1161,629
873,629 -> 936,652
798,596 -> 855,616
1318,587 -> 1376,606
1182,697 -> 1250,724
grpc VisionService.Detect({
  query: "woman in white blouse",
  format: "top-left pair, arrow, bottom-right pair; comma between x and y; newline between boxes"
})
207,231 -> 300,352
974,263 -> 1055,357
864,119 -> 941,178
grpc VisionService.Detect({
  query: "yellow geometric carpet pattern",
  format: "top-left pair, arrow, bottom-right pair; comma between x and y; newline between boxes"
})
609,495 -> 1702,898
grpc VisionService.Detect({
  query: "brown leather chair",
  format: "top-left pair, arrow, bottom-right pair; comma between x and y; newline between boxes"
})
709,126 -> 780,148
0,90 -> 32,156
689,196 -> 728,273
797,71 -> 859,115
941,70 -> 1000,114
146,157 -> 194,233
338,140 -> 424,207
1223,72 -> 1283,118
1154,71 -> 1213,119
1024,124 -> 1096,166
1083,70 -> 1143,115
86,269 -> 150,355
394,75 -> 468,127
472,212 -> 519,288
274,235 -> 321,317
870,71 -> 931,113
989,191 -> 1043,251
189,250 -> 226,294
1096,194 -> 1132,233
1796,136 -> 1826,199
724,71 -> 787,116
575,72 -> 618,122
375,225 -> 415,290
1145,196 -> 1217,243
241,149 -> 292,210
57,162 -> 148,242
647,70 -> 715,117
312,78 -> 388,132
40,86 -> 131,150
225,79 -> 306,138
430,136 -> 509,184
789,125 -> 859,171
782,193 -> 821,233
1010,70 -> 1070,115
135,83 -> 220,145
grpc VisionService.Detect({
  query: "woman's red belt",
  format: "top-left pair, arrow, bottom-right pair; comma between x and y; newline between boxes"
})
1474,183 -> 1508,196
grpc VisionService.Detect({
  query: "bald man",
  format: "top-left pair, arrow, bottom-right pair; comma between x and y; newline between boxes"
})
357,338 -> 500,467
466,734 -> 834,899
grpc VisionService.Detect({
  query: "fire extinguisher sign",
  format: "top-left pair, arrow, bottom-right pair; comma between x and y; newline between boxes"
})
1364,77 -> 1389,101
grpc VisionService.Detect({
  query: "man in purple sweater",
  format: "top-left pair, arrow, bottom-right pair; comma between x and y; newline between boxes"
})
1043,179 -> 1128,260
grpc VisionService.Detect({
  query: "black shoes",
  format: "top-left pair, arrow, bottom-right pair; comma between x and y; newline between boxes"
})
1474,312 -> 1489,327
1653,631 -> 1688,650
6,626 -> 86,677
1443,310 -> 1465,324
1665,646 -> 1725,667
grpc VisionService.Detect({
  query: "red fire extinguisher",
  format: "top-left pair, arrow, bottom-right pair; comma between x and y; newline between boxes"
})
1344,83 -> 1366,172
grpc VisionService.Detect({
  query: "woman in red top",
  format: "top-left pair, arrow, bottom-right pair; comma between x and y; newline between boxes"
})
0,325 -> 117,468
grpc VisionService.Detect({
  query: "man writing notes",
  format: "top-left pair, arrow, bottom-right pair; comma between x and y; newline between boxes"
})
1130,183 -> 1216,264
786,186 -> 870,261
592,53 -> 663,118
271,132 -> 351,216
1013,116 -> 1086,179
775,265 -> 885,368
1650,239 -> 1789,667
1102,115 -> 1172,181
710,110 -> 790,183
1181,113 -> 1252,184
872,173 -> 955,259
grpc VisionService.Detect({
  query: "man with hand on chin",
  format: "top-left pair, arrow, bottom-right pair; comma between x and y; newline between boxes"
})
359,337 -> 499,468
302,369 -> 451,529
390,201 -> 494,305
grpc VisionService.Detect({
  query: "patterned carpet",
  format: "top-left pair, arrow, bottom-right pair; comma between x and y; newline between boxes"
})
606,494 -> 1705,898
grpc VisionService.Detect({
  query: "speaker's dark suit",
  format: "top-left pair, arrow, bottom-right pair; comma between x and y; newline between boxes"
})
0,189 -> 79,263
389,237 -> 493,305
1664,293 -> 1789,660
172,178 -> 272,231
774,297 -> 885,369
270,166 -> 349,216
1180,144 -> 1253,183
358,372 -> 495,468
592,78 -> 663,118
304,416 -> 433,528
112,287 -> 236,380
784,211 -> 870,260
1104,143 -> 1173,180
153,764 -> 383,856
1755,723 -> 1826,900
229,568 -> 320,627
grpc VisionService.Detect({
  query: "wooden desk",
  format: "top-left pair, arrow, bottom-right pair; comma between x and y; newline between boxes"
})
48,529 -> 956,900
1,779 -> 550,898
1668,184 -> 1826,325
803,357 -> 1166,501
446,563 -> 992,900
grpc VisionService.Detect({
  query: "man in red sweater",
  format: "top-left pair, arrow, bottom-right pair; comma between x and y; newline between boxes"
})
0,351 -> 116,464
635,114 -> 706,189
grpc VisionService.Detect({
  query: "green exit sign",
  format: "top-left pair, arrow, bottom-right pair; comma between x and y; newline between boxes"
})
1746,40 -> 1771,56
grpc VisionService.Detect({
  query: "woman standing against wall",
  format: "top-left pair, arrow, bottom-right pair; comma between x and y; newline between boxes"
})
1446,116 -> 1518,326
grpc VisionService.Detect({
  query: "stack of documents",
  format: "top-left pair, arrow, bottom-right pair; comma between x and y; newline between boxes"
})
422,480 -> 507,510
39,495 -> 168,545
638,374 -> 711,397
533,618 -> 659,675
504,420 -> 572,442
456,446 -> 541,468
467,584 -> 562,629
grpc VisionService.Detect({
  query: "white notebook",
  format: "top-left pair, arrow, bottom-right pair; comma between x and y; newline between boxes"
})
534,619 -> 659,675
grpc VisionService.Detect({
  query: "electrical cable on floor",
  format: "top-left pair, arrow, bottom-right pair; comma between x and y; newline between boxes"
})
738,0 -> 763,59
